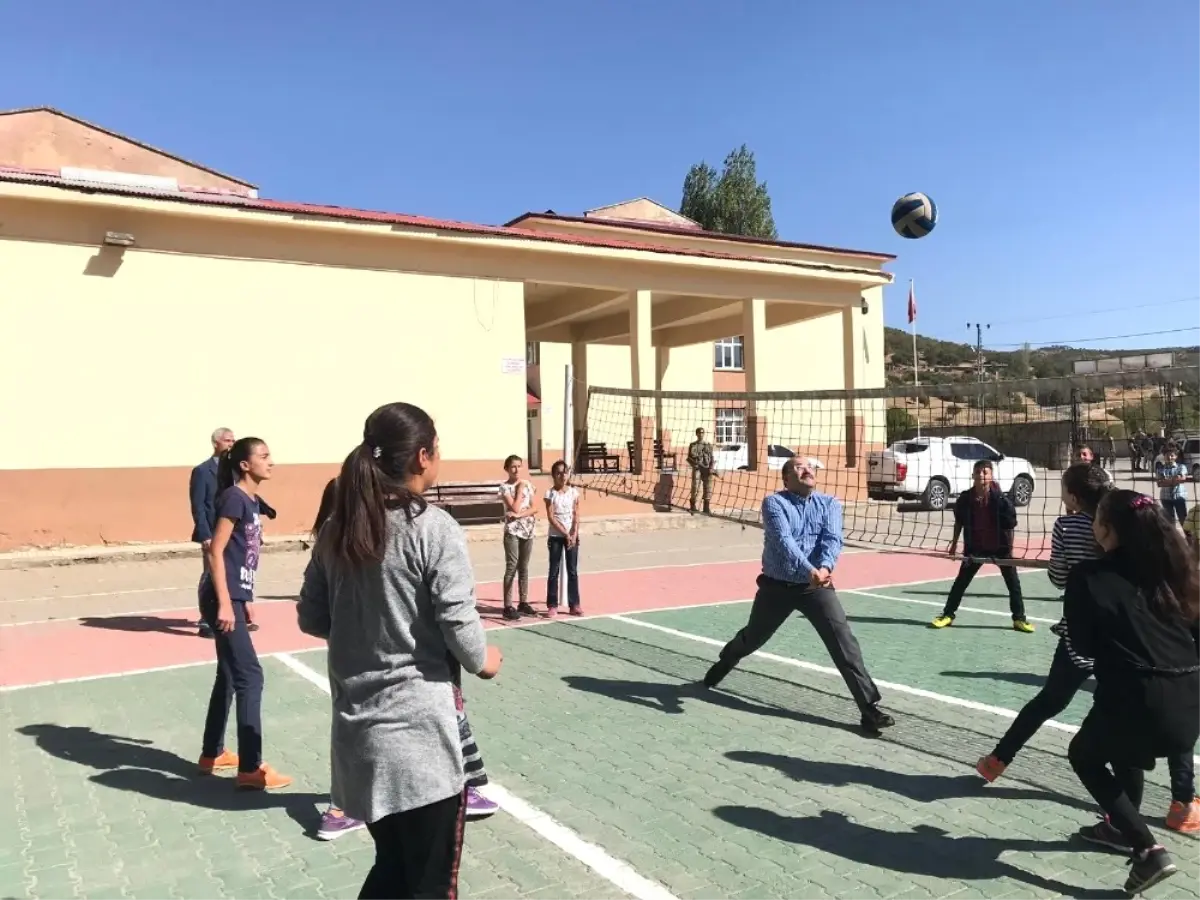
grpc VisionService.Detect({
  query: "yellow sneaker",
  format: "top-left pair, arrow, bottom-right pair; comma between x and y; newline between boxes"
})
930,615 -> 954,629
1012,619 -> 1035,634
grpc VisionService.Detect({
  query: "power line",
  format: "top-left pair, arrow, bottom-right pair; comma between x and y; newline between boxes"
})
990,326 -> 1200,350
988,294 -> 1200,328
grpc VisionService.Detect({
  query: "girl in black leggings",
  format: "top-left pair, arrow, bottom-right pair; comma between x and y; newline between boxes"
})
1062,490 -> 1199,895
976,465 -> 1199,833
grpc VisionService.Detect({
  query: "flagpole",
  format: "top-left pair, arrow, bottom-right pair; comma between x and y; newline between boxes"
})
910,279 -> 921,438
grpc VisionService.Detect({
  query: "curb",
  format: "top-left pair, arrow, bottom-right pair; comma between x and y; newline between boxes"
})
0,512 -> 736,571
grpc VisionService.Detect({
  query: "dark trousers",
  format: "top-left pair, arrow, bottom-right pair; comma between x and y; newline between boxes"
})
1069,711 -> 1157,852
718,575 -> 882,712
996,643 -> 1196,802
1163,497 -> 1188,526
199,598 -> 264,773
943,558 -> 1026,621
360,790 -> 466,900
502,533 -> 533,607
546,536 -> 580,609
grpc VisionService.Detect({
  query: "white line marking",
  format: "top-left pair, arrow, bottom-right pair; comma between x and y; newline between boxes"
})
605,615 -> 1200,765
847,589 -> 1061,626
274,653 -> 679,900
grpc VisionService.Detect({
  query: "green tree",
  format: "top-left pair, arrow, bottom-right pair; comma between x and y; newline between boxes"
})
1009,343 -> 1031,379
680,145 -> 778,238
886,407 -> 916,444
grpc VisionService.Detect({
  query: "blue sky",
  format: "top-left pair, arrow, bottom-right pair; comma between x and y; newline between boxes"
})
2,0 -> 1196,353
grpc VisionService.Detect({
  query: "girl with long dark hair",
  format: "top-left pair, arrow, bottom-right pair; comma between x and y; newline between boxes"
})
198,437 -> 292,790
298,403 -> 502,898
1063,489 -> 1199,895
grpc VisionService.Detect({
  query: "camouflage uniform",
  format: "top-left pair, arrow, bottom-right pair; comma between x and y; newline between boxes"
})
687,438 -> 714,514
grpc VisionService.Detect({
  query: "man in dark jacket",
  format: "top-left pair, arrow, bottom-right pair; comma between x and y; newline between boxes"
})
930,459 -> 1034,633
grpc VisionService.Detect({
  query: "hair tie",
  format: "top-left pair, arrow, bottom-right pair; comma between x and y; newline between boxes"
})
1131,495 -> 1154,509
372,446 -> 382,459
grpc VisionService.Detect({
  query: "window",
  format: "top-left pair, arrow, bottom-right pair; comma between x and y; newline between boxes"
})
714,336 -> 744,370
526,342 -> 540,366
950,442 -> 997,461
715,408 -> 746,445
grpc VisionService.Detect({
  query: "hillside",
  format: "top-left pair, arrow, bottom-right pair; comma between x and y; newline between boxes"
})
883,327 -> 1199,386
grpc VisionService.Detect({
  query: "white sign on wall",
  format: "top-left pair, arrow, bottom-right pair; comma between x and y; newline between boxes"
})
501,357 -> 526,375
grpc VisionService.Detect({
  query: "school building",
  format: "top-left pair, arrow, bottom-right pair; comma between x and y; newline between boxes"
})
0,107 -> 895,550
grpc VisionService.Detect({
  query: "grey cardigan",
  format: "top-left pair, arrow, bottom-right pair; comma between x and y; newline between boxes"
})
297,504 -> 488,824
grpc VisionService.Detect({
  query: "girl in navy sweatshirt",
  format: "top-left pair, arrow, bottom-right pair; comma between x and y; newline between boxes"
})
1063,489 -> 1199,895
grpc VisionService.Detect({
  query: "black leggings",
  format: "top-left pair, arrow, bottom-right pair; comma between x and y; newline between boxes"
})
359,791 -> 466,899
1069,711 -> 1156,852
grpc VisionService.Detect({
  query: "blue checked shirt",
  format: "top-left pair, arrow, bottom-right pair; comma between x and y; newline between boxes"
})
1156,462 -> 1188,501
761,490 -> 844,584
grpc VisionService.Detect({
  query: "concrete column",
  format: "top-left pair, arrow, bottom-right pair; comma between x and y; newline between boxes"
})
742,298 -> 768,471
655,345 -> 672,453
629,290 -> 655,474
571,341 -> 589,468
842,306 -> 863,467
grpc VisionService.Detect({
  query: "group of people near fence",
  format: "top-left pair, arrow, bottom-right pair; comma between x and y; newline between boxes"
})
187,404 -> 1199,898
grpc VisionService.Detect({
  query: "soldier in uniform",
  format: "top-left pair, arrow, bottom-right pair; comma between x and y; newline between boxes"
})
687,427 -> 714,515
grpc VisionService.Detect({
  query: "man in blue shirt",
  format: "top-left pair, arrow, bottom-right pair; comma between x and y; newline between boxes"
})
702,458 -> 895,735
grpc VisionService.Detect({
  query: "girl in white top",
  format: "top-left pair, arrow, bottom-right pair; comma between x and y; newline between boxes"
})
544,460 -> 582,616
499,454 -> 537,620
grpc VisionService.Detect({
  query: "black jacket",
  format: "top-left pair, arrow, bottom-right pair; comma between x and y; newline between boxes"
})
188,457 -> 276,544
952,485 -> 1017,556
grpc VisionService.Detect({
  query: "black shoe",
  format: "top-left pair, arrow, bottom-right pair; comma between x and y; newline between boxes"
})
197,621 -> 214,638
247,622 -> 260,632
703,660 -> 733,689
1124,847 -> 1176,896
1077,820 -> 1132,853
502,606 -> 521,621
860,705 -> 895,736
517,602 -> 537,617
703,503 -> 711,515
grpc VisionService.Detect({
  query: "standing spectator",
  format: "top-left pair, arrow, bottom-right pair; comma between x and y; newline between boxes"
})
544,460 -> 583,616
687,427 -> 714,515
1156,443 -> 1190,526
1104,433 -> 1117,470
499,454 -> 537,620
191,428 -> 235,638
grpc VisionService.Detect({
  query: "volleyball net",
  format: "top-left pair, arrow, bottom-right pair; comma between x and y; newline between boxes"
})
570,364 -> 1200,566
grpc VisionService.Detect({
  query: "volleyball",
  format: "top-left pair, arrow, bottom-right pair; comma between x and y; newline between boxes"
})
891,192 -> 937,239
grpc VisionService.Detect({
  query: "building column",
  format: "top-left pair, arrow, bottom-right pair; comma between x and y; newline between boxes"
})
655,346 -> 672,453
571,341 -> 589,469
629,290 -> 655,475
842,305 -> 863,466
742,298 -> 768,471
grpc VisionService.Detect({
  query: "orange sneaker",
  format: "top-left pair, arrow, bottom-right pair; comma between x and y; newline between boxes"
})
976,755 -> 1007,783
198,750 -> 239,775
1166,798 -> 1200,833
236,764 -> 293,791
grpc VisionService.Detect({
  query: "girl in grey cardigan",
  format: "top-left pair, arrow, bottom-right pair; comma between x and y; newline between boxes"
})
298,402 -> 502,899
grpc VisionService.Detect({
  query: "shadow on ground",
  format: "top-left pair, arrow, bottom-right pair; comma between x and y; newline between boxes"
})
942,669 -> 1095,694
16,724 -> 326,835
713,807 -> 1121,899
78,616 -> 199,636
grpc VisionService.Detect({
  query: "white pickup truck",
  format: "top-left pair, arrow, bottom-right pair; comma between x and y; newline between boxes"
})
865,436 -> 1037,511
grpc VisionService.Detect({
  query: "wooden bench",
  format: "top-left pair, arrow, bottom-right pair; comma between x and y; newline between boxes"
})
425,482 -> 505,525
578,442 -> 621,473
626,439 -> 678,471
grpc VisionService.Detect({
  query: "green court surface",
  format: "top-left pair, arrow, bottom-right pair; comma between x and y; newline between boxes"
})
4,573 -> 1199,900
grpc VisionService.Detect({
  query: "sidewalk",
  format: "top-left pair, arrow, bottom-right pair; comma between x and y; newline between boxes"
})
0,510 -> 723,570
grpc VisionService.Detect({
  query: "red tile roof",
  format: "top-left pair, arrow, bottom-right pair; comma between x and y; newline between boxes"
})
0,166 -> 893,279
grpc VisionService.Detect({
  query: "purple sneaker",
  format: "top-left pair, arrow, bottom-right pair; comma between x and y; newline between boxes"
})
316,807 -> 365,841
465,786 -> 499,820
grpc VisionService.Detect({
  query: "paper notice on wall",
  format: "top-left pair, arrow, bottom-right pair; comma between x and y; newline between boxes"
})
501,357 -> 526,374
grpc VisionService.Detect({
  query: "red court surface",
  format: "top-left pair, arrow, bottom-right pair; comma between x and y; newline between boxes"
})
0,550 -> 964,688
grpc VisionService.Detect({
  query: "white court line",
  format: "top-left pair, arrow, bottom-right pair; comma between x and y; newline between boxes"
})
606,614 -> 1200,766
274,652 -> 680,900
847,588 -> 1061,626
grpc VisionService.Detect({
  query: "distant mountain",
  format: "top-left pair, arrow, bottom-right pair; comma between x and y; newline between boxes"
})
883,327 -> 1199,386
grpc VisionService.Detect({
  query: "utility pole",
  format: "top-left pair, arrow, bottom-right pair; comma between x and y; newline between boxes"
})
966,322 -> 990,383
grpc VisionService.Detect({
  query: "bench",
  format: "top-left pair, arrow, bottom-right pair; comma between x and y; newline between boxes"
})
425,482 -> 505,526
578,442 -> 621,474
626,439 -> 678,471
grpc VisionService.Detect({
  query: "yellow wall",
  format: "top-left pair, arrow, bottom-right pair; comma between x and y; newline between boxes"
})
0,230 -> 527,471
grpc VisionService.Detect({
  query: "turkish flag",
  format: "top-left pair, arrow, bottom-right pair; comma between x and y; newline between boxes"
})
907,282 -> 917,324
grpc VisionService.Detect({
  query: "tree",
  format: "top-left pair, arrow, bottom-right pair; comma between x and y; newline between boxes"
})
680,145 -> 778,238
1009,343 -> 1031,379
886,407 -> 916,444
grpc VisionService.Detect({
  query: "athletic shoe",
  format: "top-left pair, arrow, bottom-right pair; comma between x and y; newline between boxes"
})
197,620 -> 214,638
1124,847 -> 1177,896
197,750 -> 238,775
465,786 -> 499,819
1165,798 -> 1200,833
975,755 -> 1006,783
247,622 -> 260,632
860,705 -> 895,736
236,764 -> 292,791
702,659 -> 733,689
517,602 -> 537,617
546,606 -> 558,618
316,808 -> 365,841
1012,619 -> 1035,634
930,616 -> 954,629
568,607 -> 585,617
502,607 -> 520,622
1077,820 -> 1132,853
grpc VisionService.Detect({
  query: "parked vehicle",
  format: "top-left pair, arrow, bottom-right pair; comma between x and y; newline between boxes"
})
713,443 -> 824,473
865,436 -> 1037,511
